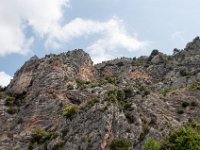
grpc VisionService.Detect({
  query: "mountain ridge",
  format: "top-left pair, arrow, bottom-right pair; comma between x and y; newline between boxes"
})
1,37 -> 200,150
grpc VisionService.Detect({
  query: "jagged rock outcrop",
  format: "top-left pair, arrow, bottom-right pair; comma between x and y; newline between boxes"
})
1,38 -> 200,150
7,49 -> 96,96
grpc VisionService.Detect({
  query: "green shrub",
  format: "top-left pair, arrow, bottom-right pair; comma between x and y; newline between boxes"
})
160,88 -> 170,97
105,88 -> 130,103
110,138 -> 132,150
150,49 -> 159,56
4,92 -> 26,107
63,105 -> 79,119
116,89 -> 125,101
161,121 -> 200,150
143,138 -> 160,150
105,76 -> 117,84
105,90 -> 118,103
5,96 -> 15,106
137,85 -> 150,97
142,121 -> 200,150
31,128 -> 51,143
148,49 -> 159,62
107,94 -> 118,103
76,79 -> 90,89
97,79 -> 108,86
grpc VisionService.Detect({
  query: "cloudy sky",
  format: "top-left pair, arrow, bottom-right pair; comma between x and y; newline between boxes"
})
0,0 -> 200,86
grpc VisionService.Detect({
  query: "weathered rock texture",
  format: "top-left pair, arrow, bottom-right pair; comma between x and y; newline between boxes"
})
1,38 -> 200,150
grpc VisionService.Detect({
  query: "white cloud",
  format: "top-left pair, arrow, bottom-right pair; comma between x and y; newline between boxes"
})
86,19 -> 147,63
0,0 -> 69,56
0,72 -> 12,87
0,0 -> 147,63
45,17 -> 147,63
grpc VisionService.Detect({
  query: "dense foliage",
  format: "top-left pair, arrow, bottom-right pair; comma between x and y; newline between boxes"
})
143,121 -> 200,150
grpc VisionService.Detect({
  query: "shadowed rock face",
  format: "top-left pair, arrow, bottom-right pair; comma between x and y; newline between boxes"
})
1,37 -> 200,150
7,55 -> 39,94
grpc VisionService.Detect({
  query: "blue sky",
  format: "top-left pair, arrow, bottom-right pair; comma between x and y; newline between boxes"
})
0,0 -> 200,86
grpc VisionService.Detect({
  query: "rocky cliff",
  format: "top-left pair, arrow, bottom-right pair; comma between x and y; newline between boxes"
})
1,38 -> 200,150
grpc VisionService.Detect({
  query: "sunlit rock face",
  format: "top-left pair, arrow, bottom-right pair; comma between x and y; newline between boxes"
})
1,37 -> 200,150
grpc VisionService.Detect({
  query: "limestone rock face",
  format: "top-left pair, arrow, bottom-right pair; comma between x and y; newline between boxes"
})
7,56 -> 39,94
7,49 -> 96,96
2,37 -> 200,150
150,53 -> 168,64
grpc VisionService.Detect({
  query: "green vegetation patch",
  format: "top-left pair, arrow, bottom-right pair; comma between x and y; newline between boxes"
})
143,138 -> 160,150
143,120 -> 200,150
110,138 -> 132,150
135,83 -> 150,97
5,96 -> 16,106
76,78 -> 90,89
188,80 -> 200,90
31,128 -> 52,144
4,91 -> 26,106
63,105 -> 79,119
29,128 -> 61,150
3,92 -> 27,115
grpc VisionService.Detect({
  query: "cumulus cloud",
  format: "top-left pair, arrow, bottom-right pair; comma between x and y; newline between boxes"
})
0,0 -> 69,56
0,0 -> 147,63
86,18 -> 147,63
45,17 -> 147,63
0,72 -> 12,87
